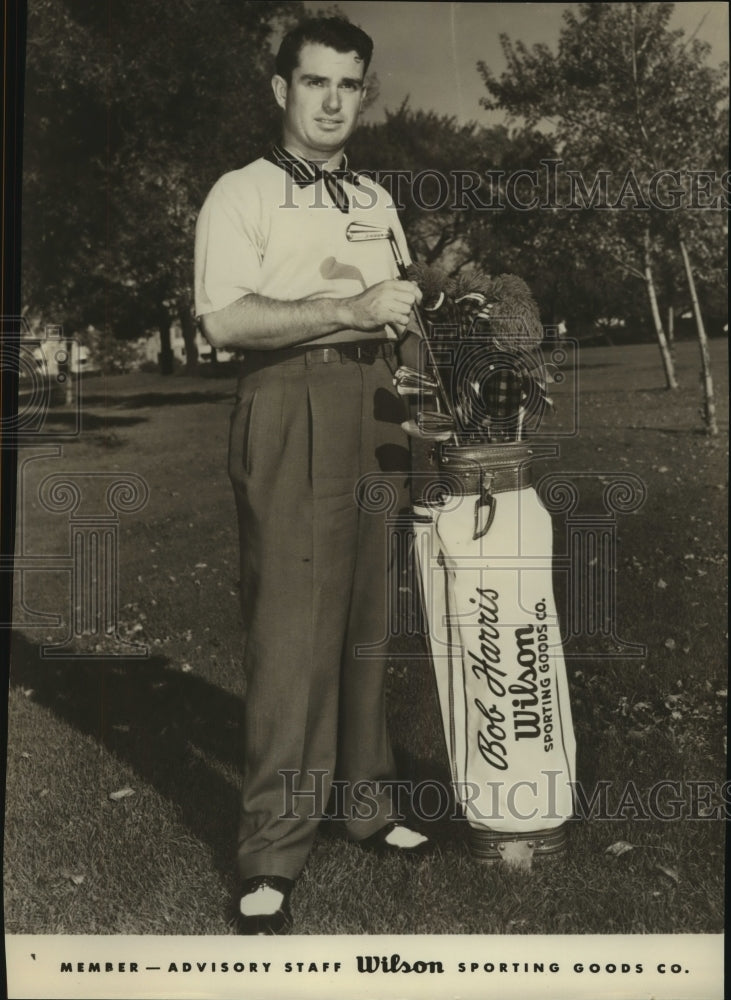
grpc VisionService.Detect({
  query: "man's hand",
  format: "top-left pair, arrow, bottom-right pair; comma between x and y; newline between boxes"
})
345,280 -> 422,335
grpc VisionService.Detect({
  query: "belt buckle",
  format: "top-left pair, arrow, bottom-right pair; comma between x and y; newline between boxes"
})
321,347 -> 336,364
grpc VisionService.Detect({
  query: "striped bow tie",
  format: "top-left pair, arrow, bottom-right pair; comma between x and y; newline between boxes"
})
265,144 -> 361,214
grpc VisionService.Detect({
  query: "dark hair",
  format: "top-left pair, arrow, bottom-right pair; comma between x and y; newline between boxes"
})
275,17 -> 374,83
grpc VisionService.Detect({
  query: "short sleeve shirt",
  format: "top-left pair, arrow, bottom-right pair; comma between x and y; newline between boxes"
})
194,153 -> 411,319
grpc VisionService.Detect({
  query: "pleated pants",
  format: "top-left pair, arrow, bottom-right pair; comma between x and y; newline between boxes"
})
228,349 -> 410,880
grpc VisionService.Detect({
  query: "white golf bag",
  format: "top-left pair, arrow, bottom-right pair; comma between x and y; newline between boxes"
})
412,443 -> 576,867
390,261 -> 576,866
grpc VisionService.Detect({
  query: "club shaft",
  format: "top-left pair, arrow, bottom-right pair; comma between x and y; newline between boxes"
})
387,231 -> 459,441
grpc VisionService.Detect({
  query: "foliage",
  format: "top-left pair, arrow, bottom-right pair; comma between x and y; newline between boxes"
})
477,2 -> 728,336
23,0 -> 303,361
350,107 -> 609,329
350,103 -> 516,268
461,126 -> 640,329
76,326 -> 140,375
349,98 -> 675,336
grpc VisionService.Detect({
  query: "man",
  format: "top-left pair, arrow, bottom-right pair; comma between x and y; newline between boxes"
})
194,17 -> 430,936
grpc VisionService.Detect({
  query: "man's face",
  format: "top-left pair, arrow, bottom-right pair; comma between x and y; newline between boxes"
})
272,42 -> 366,161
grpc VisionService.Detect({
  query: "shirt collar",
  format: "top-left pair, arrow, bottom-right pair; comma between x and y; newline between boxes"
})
265,144 -> 363,187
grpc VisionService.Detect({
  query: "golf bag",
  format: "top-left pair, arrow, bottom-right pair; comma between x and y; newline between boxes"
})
397,268 -> 576,867
412,444 -> 575,865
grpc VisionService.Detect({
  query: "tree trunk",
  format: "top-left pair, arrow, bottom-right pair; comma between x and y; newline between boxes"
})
178,298 -> 198,375
64,338 -> 75,406
642,235 -> 677,389
157,306 -> 174,375
51,331 -> 75,405
666,304 -> 676,365
679,238 -> 718,436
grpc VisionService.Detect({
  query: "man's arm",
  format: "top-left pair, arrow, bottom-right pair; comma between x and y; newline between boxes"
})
201,279 -> 422,351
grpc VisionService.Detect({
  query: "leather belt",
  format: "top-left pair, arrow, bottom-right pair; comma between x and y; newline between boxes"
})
242,341 -> 395,371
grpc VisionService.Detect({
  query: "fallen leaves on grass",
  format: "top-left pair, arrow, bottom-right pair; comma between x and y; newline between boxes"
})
605,841 -> 634,857
632,701 -> 652,713
70,874 -> 85,886
109,787 -> 135,801
655,865 -> 680,885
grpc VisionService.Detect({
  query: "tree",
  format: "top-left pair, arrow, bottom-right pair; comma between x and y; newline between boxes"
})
23,0 -> 302,373
479,2 -> 728,420
457,126 -> 642,335
350,102 -> 501,270
352,108 -> 644,337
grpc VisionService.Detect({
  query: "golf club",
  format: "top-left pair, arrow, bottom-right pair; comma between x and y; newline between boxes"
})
345,221 -> 458,439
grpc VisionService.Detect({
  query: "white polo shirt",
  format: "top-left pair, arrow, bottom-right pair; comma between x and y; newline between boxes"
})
194,152 -> 410,343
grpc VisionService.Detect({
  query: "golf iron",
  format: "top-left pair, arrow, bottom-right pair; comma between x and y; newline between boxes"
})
345,220 -> 458,441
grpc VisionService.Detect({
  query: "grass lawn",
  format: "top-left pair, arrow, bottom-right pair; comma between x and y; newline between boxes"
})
4,337 -> 727,935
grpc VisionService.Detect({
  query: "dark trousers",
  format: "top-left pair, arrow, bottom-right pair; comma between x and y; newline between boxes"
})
228,348 -> 410,880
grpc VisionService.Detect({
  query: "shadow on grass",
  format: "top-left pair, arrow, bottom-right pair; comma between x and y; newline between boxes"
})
8,631 -> 452,884
76,391 -> 235,409
40,410 -> 149,431
578,385 -> 686,395
198,363 -> 242,380
8,631 -> 243,886
630,426 -> 715,436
